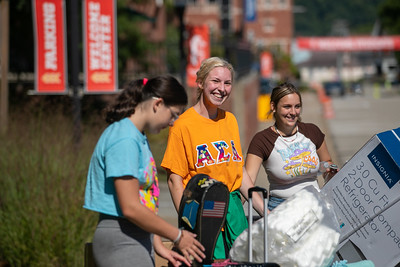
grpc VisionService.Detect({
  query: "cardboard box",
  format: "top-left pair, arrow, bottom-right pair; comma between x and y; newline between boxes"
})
322,127 -> 400,267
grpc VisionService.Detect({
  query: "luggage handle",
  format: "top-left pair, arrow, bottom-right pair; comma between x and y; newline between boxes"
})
248,186 -> 268,199
248,186 -> 268,263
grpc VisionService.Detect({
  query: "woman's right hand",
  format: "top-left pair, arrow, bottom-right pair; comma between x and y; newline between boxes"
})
175,230 -> 205,263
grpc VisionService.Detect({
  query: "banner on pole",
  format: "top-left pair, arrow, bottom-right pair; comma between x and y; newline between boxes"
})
33,0 -> 68,94
244,0 -> 256,22
83,0 -> 118,93
186,25 -> 210,88
296,36 -> 400,51
260,51 -> 273,78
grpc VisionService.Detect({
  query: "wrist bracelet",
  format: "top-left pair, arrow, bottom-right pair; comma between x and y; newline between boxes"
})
173,229 -> 182,244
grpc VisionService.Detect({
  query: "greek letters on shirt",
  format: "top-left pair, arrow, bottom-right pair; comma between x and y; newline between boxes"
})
195,140 -> 242,168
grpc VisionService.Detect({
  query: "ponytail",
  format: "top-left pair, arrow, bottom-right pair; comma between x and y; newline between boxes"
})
105,76 -> 187,124
105,79 -> 145,124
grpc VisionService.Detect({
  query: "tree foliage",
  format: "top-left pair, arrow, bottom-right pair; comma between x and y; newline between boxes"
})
9,0 -> 34,73
378,0 -> 400,62
294,0 -> 385,36
116,1 -> 152,77
378,0 -> 400,34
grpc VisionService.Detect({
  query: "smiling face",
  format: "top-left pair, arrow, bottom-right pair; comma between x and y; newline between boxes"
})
271,93 -> 302,130
199,66 -> 232,108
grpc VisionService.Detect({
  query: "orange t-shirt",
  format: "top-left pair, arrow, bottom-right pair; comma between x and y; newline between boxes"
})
161,107 -> 244,192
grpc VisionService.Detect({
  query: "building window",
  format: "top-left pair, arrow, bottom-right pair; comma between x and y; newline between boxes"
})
246,29 -> 255,42
260,0 -> 273,10
257,39 -> 265,48
263,18 -> 275,33
277,0 -> 288,9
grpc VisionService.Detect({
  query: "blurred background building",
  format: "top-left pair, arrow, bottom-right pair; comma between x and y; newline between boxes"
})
1,0 -> 399,141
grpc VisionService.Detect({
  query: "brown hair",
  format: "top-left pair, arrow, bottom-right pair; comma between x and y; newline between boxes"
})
268,82 -> 302,121
105,76 -> 187,124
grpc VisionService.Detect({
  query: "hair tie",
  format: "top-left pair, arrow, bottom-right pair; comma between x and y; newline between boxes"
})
143,78 -> 148,85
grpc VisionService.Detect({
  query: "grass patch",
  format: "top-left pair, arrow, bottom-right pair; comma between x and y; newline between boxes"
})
0,108 -> 101,266
0,102 -> 172,266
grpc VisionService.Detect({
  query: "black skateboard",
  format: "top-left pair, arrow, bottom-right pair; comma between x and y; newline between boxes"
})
178,173 -> 230,265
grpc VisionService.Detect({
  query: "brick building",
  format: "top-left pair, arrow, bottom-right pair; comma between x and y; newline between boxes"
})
242,0 -> 293,54
183,0 -> 293,54
128,0 -> 294,79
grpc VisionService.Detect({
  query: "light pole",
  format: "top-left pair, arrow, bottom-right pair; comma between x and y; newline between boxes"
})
174,1 -> 186,87
68,0 -> 81,148
0,0 -> 9,134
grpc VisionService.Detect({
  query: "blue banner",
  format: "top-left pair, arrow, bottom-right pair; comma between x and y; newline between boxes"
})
244,0 -> 256,22
368,143 -> 400,189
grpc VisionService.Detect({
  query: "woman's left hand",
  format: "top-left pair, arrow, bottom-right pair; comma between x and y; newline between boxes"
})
155,240 -> 191,267
323,164 -> 339,183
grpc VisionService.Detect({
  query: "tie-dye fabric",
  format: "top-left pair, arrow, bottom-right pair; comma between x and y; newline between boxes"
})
139,157 -> 159,213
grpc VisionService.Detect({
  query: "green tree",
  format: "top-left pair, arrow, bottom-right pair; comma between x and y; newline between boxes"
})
378,0 -> 400,62
9,0 -> 34,74
116,0 -> 155,84
294,0 -> 385,36
378,0 -> 400,34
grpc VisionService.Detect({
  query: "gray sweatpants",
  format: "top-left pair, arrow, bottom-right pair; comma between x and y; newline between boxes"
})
92,214 -> 155,267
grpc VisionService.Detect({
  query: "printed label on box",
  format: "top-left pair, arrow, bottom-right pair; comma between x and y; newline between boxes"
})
322,128 -> 400,266
367,143 -> 400,189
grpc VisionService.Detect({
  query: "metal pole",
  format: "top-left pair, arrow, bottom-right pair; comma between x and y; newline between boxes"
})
248,193 -> 253,262
68,0 -> 81,147
0,0 -> 9,134
176,5 -> 185,86
221,0 -> 230,61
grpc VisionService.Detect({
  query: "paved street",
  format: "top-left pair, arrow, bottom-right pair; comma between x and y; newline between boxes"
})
157,181 -> 178,226
326,84 -> 400,167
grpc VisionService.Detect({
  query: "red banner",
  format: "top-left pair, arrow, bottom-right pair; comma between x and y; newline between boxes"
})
186,25 -> 210,88
297,36 -> 400,51
33,0 -> 67,94
83,0 -> 118,93
260,51 -> 273,78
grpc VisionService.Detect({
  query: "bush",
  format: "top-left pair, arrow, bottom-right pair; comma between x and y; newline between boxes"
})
0,90 -> 174,265
0,108 -> 100,266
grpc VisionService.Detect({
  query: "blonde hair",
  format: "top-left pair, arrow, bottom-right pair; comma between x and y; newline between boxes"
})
195,57 -> 235,101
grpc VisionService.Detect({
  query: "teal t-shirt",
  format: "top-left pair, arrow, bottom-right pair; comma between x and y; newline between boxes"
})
84,118 -> 159,217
